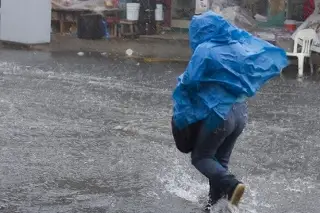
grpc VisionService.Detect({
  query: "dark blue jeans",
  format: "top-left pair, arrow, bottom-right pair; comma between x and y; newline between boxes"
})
191,102 -> 248,201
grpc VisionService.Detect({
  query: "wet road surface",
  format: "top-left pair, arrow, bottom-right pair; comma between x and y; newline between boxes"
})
0,50 -> 319,213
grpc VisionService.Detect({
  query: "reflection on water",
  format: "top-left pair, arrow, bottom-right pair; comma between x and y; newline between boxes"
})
0,50 -> 318,213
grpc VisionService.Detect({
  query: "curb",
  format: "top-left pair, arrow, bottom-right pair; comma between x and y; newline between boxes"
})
131,56 -> 189,63
1,41 -> 190,64
0,39 -> 189,63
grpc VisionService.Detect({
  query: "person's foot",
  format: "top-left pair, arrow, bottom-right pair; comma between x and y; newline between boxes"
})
205,182 -> 223,211
227,182 -> 245,206
203,194 -> 217,211
204,202 -> 212,212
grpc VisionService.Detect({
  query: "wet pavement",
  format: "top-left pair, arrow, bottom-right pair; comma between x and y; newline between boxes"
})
0,49 -> 319,213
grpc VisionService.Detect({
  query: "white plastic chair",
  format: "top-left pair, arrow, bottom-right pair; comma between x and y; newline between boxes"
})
286,29 -> 319,77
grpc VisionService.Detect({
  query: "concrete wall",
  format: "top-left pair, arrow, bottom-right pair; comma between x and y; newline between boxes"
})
171,20 -> 190,28
171,0 -> 195,28
171,0 -> 195,19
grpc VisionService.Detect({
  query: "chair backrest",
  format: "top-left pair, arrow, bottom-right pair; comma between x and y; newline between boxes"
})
293,28 -> 319,55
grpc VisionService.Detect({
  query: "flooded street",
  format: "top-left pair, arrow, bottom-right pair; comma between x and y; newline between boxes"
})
0,50 -> 319,213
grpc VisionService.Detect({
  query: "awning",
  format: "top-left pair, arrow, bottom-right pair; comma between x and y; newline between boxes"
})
52,0 -> 106,11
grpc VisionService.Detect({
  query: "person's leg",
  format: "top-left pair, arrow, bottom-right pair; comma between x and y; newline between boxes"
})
215,103 -> 248,170
207,130 -> 242,208
195,103 -> 248,208
215,128 -> 245,169
207,179 -> 223,207
191,111 -> 238,206
208,127 -> 245,206
191,123 -> 234,181
214,103 -> 248,206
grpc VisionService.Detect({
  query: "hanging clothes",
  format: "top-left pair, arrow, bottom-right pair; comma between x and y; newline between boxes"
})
304,0 -> 315,20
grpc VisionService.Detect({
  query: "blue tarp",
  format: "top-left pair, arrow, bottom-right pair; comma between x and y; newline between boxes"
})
172,11 -> 288,130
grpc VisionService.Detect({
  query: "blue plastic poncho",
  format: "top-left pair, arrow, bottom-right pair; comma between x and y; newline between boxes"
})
172,11 -> 288,130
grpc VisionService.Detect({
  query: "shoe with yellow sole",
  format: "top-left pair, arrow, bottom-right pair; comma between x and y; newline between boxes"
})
228,183 -> 245,206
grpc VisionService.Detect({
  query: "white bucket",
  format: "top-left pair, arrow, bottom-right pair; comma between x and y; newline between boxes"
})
155,4 -> 164,21
126,3 -> 140,21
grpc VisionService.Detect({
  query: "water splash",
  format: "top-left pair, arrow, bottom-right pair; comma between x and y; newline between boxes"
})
210,199 -> 240,213
158,166 -> 208,204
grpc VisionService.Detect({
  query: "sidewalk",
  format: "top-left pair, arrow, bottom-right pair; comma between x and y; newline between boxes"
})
15,33 -> 192,62
1,30 -> 314,64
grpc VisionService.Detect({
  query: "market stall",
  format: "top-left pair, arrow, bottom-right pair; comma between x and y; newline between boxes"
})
51,0 -> 123,37
51,0 -> 166,38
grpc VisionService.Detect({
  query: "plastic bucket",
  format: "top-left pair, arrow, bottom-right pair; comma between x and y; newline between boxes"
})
126,3 -> 140,21
155,4 -> 164,21
284,20 -> 297,32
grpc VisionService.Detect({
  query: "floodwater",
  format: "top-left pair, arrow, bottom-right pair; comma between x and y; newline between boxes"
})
0,50 -> 319,213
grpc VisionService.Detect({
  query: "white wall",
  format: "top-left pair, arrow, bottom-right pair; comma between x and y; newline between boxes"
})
0,0 -> 51,44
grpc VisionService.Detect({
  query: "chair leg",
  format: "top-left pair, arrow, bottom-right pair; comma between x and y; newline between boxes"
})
120,24 -> 124,37
280,68 -> 284,79
297,55 -> 305,77
309,57 -> 314,75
